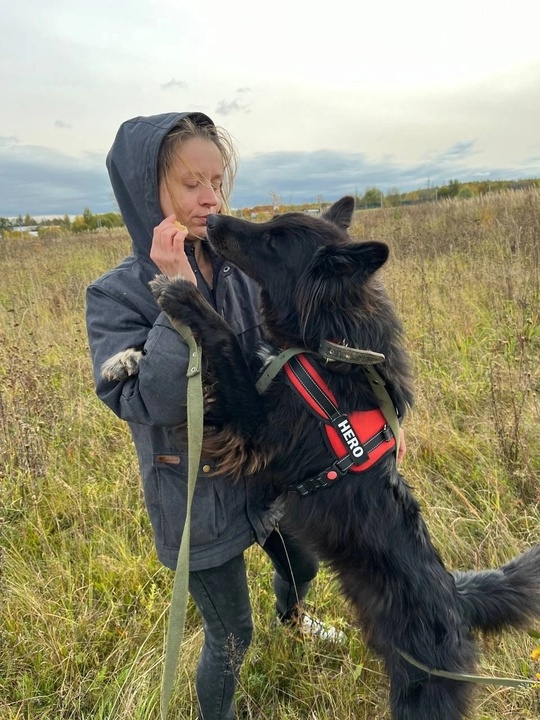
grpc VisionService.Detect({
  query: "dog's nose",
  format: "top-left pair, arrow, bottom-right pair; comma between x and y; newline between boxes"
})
206,213 -> 219,229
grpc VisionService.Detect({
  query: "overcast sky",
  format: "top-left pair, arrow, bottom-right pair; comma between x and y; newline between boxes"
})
1,0 -> 539,217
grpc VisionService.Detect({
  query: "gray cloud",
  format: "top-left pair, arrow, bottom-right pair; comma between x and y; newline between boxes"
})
54,120 -> 72,129
215,99 -> 251,116
232,144 -> 540,207
1,139 -> 539,218
161,78 -> 187,89
0,141 -> 110,216
431,140 -> 477,161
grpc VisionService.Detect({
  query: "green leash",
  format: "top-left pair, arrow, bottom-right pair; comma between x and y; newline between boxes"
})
158,333 -> 536,715
160,320 -> 203,720
398,650 -> 539,687
255,347 -> 307,393
361,364 -> 401,459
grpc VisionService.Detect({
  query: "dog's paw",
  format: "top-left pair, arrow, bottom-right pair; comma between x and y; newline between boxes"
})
150,274 -> 196,304
101,348 -> 143,382
149,274 -> 202,321
149,274 -> 173,302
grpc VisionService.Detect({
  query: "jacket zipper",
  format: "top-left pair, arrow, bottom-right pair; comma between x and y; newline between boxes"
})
186,244 -> 218,310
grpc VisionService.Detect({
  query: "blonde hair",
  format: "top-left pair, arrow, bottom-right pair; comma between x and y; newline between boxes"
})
157,115 -> 238,215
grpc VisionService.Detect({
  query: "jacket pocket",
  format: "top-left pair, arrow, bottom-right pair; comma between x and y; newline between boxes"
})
153,453 -> 237,550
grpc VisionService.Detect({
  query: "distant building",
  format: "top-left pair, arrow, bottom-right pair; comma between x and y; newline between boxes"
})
12,225 -> 39,236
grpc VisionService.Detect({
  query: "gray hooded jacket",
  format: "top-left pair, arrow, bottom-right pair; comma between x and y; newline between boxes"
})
86,112 -> 278,570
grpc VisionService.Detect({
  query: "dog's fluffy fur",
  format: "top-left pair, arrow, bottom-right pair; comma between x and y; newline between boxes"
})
107,197 -> 540,719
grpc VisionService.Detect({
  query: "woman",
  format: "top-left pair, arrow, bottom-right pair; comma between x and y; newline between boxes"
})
86,111 -> 338,720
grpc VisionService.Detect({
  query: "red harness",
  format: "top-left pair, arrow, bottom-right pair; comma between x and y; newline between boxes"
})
284,353 -> 396,495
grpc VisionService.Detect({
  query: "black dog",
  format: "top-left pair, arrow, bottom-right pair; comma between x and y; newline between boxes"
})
115,197 -> 540,719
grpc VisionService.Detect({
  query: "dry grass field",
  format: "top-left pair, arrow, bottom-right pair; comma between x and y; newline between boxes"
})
1,189 -> 539,719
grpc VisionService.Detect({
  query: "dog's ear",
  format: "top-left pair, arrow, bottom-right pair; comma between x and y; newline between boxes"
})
322,196 -> 355,229
296,241 -> 389,339
308,240 -> 389,281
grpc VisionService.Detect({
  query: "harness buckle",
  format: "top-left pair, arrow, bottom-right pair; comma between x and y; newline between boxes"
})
295,475 -> 331,496
381,424 -> 393,442
333,455 -> 355,474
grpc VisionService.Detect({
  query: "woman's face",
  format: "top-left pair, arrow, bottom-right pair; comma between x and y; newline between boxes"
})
159,137 -> 224,239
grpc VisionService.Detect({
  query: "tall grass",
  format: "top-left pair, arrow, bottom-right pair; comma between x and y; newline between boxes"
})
1,191 -> 539,719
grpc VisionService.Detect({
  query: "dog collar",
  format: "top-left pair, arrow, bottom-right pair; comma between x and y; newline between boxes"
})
318,339 -> 386,365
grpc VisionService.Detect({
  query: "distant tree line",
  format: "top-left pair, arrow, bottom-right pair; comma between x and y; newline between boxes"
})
0,208 -> 124,237
70,208 -> 124,232
240,178 -> 540,219
356,177 -> 540,209
2,178 -> 540,235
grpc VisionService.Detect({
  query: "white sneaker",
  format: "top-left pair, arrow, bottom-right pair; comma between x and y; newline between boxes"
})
281,611 -> 347,644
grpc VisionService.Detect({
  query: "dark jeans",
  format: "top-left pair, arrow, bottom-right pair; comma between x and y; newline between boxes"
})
188,527 -> 319,720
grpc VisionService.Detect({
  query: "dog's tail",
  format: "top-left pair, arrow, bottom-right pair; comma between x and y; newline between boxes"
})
454,544 -> 540,632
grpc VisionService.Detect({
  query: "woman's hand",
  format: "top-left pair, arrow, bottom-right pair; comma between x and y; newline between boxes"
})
397,428 -> 406,463
150,215 -> 197,284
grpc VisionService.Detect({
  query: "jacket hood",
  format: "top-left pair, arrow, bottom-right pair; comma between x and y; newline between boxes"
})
106,111 -> 215,256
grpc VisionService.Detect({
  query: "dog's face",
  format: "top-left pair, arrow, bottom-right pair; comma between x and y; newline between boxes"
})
206,196 -> 389,347
207,196 -> 354,287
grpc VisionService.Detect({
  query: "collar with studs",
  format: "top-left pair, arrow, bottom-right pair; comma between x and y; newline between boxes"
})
318,339 -> 385,365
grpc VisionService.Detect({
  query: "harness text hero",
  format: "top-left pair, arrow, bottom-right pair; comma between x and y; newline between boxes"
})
337,418 -> 364,458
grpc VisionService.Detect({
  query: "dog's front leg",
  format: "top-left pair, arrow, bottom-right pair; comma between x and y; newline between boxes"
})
150,275 -> 265,436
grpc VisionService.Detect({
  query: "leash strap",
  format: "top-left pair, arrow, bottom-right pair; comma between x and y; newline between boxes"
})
158,340 -> 392,712
255,346 -> 308,394
160,319 -> 203,720
398,649 -> 539,687
154,325 -> 536,700
362,365 -> 401,459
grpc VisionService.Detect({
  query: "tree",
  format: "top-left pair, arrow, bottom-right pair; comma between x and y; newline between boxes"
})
269,191 -> 285,213
98,212 -> 124,229
385,187 -> 402,207
0,217 -> 13,230
448,179 -> 460,197
362,187 -> 384,208
438,179 -> 461,199
71,216 -> 90,233
82,207 -> 97,230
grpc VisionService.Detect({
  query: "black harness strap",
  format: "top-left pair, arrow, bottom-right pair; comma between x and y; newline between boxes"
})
287,355 -> 343,422
285,355 -> 394,496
